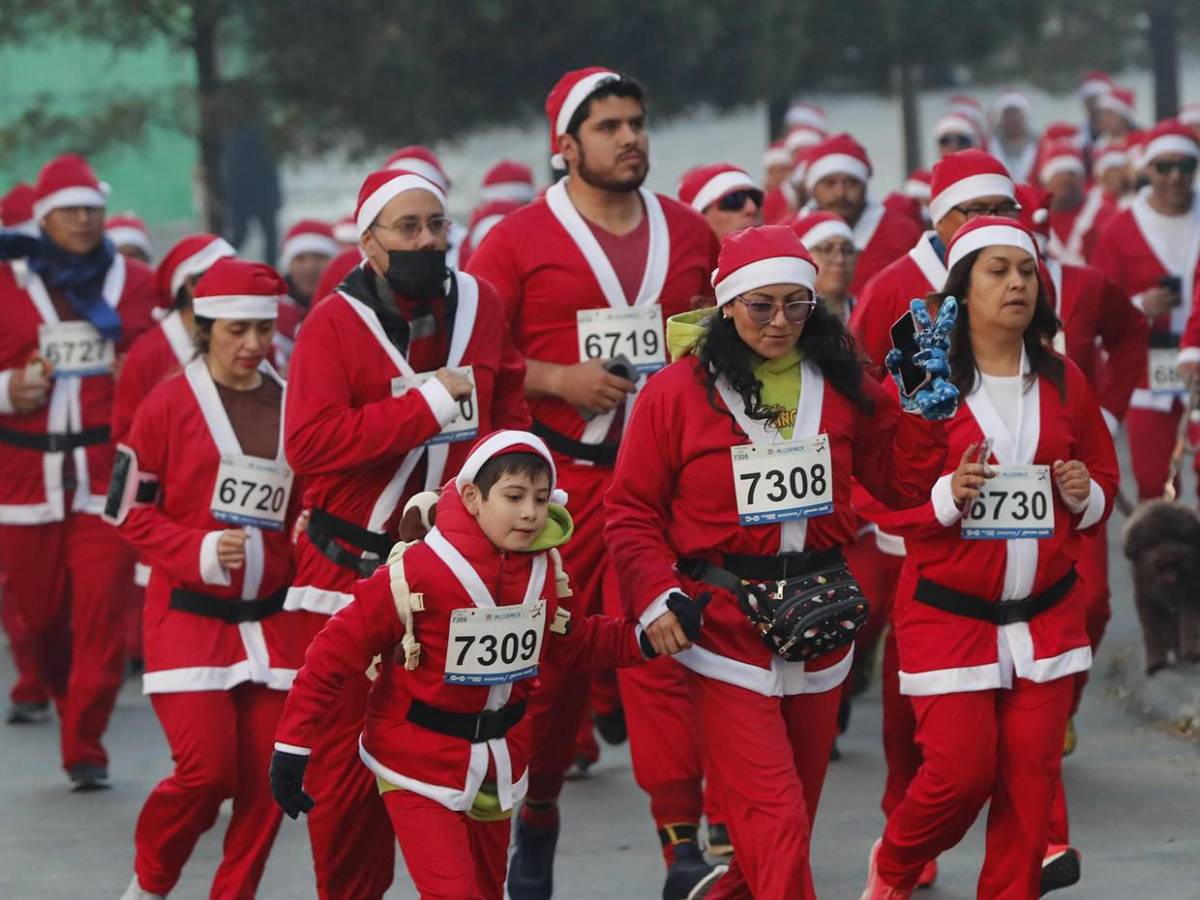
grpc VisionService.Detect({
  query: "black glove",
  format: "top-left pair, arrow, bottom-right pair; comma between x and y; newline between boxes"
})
639,591 -> 711,658
269,749 -> 314,819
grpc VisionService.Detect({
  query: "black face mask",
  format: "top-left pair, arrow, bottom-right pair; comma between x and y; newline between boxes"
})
384,249 -> 447,299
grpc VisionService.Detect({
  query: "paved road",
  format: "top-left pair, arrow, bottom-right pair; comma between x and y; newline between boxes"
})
2,479 -> 1198,898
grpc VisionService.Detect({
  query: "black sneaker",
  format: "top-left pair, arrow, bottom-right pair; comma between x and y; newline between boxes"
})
68,763 -> 110,792
6,701 -> 49,725
1040,845 -> 1081,895
663,842 -> 727,900
706,822 -> 732,858
507,817 -> 558,900
595,707 -> 628,745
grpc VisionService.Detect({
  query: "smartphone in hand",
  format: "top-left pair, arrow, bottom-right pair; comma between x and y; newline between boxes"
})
890,311 -> 932,395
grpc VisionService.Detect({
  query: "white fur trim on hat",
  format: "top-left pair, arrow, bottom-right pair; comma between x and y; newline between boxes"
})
106,226 -> 152,256
928,172 -> 1015,224
762,146 -> 791,169
1096,93 -> 1135,120
947,224 -> 1036,273
1092,148 -> 1129,175
1079,77 -> 1112,99
797,218 -> 854,250
172,237 -> 236,298
481,181 -> 535,203
357,174 -> 448,234
1142,134 -> 1199,164
903,178 -> 931,200
386,157 -> 449,192
933,114 -> 979,141
333,220 -> 359,244
455,429 -> 566,505
192,293 -> 280,320
784,127 -> 824,154
33,183 -> 110,222
690,170 -> 756,213
804,153 -> 870,190
280,232 -> 338,271
1039,155 -> 1086,185
470,214 -> 505,249
551,70 -> 620,169
713,256 -> 818,307
992,91 -> 1031,119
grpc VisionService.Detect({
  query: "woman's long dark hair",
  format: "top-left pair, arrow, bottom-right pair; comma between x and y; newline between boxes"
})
697,298 -> 873,432
927,248 -> 1065,399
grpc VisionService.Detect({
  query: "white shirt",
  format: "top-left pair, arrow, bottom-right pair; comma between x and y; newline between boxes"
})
980,372 -> 1024,440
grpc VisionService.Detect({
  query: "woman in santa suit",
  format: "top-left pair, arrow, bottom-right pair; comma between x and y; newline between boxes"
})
111,259 -> 318,900
858,218 -> 1119,900
605,225 -> 956,900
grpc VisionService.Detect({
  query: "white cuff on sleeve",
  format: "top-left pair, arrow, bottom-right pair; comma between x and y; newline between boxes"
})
199,530 -> 232,586
1075,479 -> 1107,530
1100,408 -> 1119,438
931,473 -> 963,527
0,370 -> 16,415
638,587 -> 679,631
417,376 -> 461,428
274,742 -> 312,756
1177,346 -> 1200,365
1131,291 -> 1147,314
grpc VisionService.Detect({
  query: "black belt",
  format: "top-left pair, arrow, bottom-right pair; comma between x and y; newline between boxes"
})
531,421 -> 618,467
405,698 -> 527,743
678,546 -> 845,592
0,425 -> 110,453
306,507 -> 392,578
1149,331 -> 1181,350
914,567 -> 1077,626
169,585 -> 288,624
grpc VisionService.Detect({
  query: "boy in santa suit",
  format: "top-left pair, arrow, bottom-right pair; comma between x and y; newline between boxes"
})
270,431 -> 701,900
0,154 -> 159,786
466,66 -> 722,899
803,133 -> 922,295
283,165 -> 528,900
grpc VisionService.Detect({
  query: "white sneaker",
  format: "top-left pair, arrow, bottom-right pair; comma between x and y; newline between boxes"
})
120,874 -> 166,900
860,839 -> 912,900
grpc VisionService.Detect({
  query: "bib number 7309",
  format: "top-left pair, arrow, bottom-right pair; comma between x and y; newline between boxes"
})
443,600 -> 547,685
961,465 -> 1054,539
731,435 -> 834,525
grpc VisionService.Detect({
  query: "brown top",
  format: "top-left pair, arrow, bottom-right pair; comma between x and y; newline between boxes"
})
214,376 -> 283,460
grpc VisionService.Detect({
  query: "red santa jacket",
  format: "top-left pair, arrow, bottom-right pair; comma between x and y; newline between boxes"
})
274,487 -> 644,813
604,352 -> 947,697
112,309 -> 193,442
1048,186 -> 1116,266
465,179 -> 718,468
284,270 -> 529,615
860,358 -> 1118,696
271,295 -> 306,376
120,358 -> 317,693
0,254 -> 158,523
847,202 -> 924,296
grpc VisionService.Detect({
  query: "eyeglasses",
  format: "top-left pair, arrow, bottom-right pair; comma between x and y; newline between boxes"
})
716,189 -> 764,212
1151,158 -> 1199,176
736,294 -> 818,325
371,215 -> 454,241
938,134 -> 976,149
951,201 -> 1022,219
809,243 -> 857,260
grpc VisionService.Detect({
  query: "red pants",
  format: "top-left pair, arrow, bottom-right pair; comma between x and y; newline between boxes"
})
880,629 -> 920,819
135,685 -> 285,898
0,514 -> 133,769
0,568 -> 49,706
877,677 -> 1074,898
842,533 -> 903,712
1126,404 -> 1186,500
384,789 -> 509,900
304,671 -> 395,900
697,675 -> 841,900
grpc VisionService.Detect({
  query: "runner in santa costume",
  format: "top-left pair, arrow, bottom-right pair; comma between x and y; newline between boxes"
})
789,211 -> 858,325
678,163 -> 762,240
460,199 -> 523,271
1093,86 -> 1138,152
761,140 -> 796,225
466,66 -> 721,899
1037,140 -> 1098,266
606,224 -> 955,900
1077,70 -> 1115,149
990,89 -> 1039,183
274,220 -> 338,372
859,218 -> 1119,900
459,161 -> 537,268
106,213 -> 153,264
0,154 -> 158,786
284,165 -> 528,900
112,258 -> 313,900
934,113 -> 983,157
803,133 -> 922,295
1091,120 -> 1200,500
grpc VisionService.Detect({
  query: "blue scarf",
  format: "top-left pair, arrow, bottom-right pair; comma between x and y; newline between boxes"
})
0,229 -> 123,342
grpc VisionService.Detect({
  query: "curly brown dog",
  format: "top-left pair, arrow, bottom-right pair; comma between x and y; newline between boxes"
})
1122,499 -> 1200,674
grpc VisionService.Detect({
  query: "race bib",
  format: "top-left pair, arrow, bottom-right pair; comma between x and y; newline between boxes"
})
962,465 -> 1054,539
444,600 -> 547,685
577,305 -> 665,374
38,321 -> 114,376
392,366 -> 479,445
210,455 -> 294,531
731,434 -> 834,525
1148,348 -> 1187,395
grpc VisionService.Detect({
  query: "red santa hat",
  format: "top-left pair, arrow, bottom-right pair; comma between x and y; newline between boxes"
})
156,233 -> 236,301
1078,70 -> 1114,100
192,257 -> 286,320
804,132 -> 872,190
711,225 -> 818,307
1092,141 -> 1130,177
385,145 -> 451,192
545,67 -> 621,169
455,429 -> 567,506
1141,119 -> 1199,165
332,214 -> 358,245
105,212 -> 152,256
355,168 -> 447,235
784,102 -> 828,132
788,211 -> 854,251
903,169 -> 932,201
467,199 -> 522,252
280,219 -> 338,270
934,113 -> 981,146
480,160 -> 535,203
948,95 -> 987,132
1,182 -> 37,235
677,164 -> 757,213
784,125 -> 826,155
762,139 -> 791,170
946,215 -> 1037,274
1180,103 -> 1200,128
1037,139 -> 1086,185
32,154 -> 110,222
991,89 -> 1032,122
1096,87 -> 1137,123
1042,122 -> 1081,143
928,149 -> 1016,225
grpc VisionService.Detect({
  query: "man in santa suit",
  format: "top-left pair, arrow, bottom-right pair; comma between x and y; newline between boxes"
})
0,154 -> 159,787
933,113 -> 983,158
1078,70 -> 1115,149
284,166 -> 528,899
1038,140 -> 1097,266
677,163 -> 762,240
274,220 -> 338,372
1092,120 -> 1200,501
1094,87 -> 1139,153
990,89 -> 1039,183
105,213 -> 154,264
466,66 -> 721,900
802,133 -> 921,296
761,140 -> 797,225
459,161 -> 537,268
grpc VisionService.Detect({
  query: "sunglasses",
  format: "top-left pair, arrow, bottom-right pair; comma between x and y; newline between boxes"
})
736,294 -> 818,325
1151,158 -> 1199,176
938,134 -> 975,149
717,189 -> 765,212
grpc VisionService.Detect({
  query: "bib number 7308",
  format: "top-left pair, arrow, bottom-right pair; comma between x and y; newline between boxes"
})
731,435 -> 834,525
961,465 -> 1054,539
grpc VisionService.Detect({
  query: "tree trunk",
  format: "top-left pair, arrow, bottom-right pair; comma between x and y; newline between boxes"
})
897,63 -> 922,180
1146,0 -> 1179,120
193,1 -> 225,235
767,95 -> 790,143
